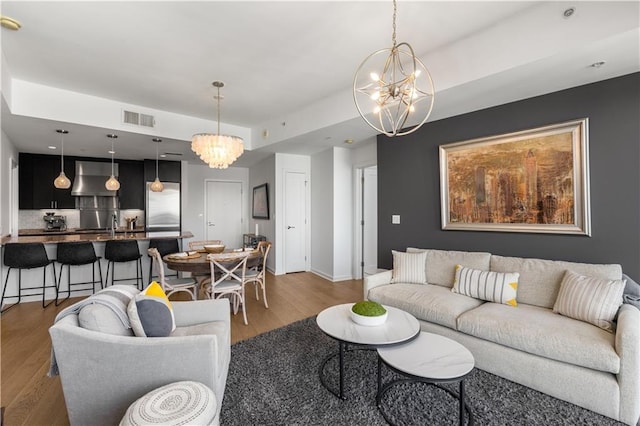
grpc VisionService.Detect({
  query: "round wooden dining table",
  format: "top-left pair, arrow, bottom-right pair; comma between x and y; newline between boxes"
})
163,249 -> 260,275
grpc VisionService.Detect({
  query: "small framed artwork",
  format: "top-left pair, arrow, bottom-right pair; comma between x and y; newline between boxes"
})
252,183 -> 270,219
439,118 -> 591,235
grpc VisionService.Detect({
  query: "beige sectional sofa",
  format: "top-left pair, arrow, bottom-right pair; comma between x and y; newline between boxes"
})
364,248 -> 640,425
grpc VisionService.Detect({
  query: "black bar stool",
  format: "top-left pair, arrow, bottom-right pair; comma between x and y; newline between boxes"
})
1,243 -> 57,313
148,238 -> 180,281
56,241 -> 103,305
104,240 -> 143,289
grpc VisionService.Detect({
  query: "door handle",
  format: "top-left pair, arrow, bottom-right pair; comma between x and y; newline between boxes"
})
287,226 -> 295,229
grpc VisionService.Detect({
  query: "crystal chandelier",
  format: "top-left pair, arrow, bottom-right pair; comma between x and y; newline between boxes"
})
353,0 -> 434,137
192,81 -> 244,169
53,129 -> 71,189
105,134 -> 120,191
150,138 -> 164,192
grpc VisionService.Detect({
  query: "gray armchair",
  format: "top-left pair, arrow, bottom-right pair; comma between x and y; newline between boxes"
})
49,299 -> 230,426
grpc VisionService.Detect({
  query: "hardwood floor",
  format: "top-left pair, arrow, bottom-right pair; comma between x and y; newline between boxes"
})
1,272 -> 363,425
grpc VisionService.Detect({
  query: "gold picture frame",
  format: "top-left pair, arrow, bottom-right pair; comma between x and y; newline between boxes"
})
439,119 -> 591,235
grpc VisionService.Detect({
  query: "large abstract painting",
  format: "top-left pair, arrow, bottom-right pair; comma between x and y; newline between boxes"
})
439,119 -> 591,235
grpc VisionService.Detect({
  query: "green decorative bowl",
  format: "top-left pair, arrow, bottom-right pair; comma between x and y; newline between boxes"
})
351,301 -> 388,326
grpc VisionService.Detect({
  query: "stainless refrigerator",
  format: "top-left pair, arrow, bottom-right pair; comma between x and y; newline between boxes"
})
145,182 -> 181,231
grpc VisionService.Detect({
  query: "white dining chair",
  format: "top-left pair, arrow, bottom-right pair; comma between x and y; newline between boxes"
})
243,241 -> 272,308
205,252 -> 250,325
147,248 -> 198,300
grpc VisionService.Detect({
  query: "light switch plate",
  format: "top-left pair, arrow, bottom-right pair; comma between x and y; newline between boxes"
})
392,215 -> 400,224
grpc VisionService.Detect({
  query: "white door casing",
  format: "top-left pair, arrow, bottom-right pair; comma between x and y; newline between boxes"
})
205,180 -> 243,249
284,171 -> 307,273
363,166 -> 378,276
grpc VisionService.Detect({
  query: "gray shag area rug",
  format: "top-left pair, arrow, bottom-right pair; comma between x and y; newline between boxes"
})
220,316 -> 623,425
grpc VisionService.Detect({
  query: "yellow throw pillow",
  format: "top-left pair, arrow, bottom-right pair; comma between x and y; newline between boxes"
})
452,264 -> 519,307
127,281 -> 176,337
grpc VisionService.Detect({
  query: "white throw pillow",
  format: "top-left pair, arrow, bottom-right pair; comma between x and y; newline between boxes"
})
452,264 -> 519,306
390,250 -> 427,284
553,270 -> 625,331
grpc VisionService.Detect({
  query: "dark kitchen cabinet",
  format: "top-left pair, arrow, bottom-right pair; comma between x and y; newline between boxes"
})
117,160 -> 145,209
144,159 -> 181,183
19,153 -> 75,209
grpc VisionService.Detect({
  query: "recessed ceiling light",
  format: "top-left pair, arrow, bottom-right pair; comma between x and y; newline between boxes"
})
108,150 -> 115,154
48,146 -> 57,150
590,61 -> 606,68
563,7 -> 575,18
0,16 -> 21,31
160,154 -> 167,158
344,139 -> 354,144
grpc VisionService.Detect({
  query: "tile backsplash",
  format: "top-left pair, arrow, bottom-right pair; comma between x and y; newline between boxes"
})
19,209 -> 145,230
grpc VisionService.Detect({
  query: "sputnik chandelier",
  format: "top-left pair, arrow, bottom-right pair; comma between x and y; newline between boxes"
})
192,81 -> 244,169
353,0 -> 434,137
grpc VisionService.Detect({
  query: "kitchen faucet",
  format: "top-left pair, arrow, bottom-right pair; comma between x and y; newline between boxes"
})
111,213 -> 118,237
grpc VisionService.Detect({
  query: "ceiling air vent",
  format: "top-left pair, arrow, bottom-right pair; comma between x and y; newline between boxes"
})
122,110 -> 155,128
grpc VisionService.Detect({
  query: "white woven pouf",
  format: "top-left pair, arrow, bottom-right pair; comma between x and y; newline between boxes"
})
120,381 -> 217,426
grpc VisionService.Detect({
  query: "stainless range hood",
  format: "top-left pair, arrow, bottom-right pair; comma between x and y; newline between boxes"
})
71,161 -> 119,196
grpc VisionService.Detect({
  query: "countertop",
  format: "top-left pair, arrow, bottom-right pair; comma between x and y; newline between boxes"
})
1,230 -> 194,245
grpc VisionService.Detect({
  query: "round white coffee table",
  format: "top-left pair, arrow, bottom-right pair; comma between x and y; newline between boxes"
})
316,303 -> 420,399
377,332 -> 475,425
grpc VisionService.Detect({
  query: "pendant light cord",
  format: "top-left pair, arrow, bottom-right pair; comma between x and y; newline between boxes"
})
391,0 -> 397,47
156,141 -> 159,178
60,132 -> 65,172
216,85 -> 221,136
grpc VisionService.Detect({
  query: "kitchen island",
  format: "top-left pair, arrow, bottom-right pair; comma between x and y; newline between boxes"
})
2,230 -> 193,245
0,230 -> 194,308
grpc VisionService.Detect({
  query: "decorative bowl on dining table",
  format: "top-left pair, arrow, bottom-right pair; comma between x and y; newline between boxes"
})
204,244 -> 225,254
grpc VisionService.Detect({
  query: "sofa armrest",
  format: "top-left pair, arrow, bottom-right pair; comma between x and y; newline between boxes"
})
615,303 -> 640,425
173,299 -> 230,327
363,270 -> 393,299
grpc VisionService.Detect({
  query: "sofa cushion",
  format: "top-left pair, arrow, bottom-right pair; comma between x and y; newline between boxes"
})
457,302 -> 620,374
391,250 -> 427,284
490,255 -> 622,309
368,283 -> 484,329
553,270 -> 625,332
171,321 -> 230,379
407,248 -> 491,288
453,264 -> 519,306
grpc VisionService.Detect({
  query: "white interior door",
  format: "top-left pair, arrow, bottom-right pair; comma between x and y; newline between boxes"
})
363,166 -> 378,275
205,181 -> 243,249
284,171 -> 307,273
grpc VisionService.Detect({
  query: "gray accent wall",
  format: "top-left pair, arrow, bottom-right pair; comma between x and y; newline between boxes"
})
377,73 -> 640,279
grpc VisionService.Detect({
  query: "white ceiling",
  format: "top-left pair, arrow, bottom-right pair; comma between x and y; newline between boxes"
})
1,1 -> 638,167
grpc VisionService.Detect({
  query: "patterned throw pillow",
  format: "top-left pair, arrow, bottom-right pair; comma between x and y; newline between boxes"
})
128,281 -> 176,337
553,270 -> 625,331
390,250 -> 427,284
452,264 -> 519,306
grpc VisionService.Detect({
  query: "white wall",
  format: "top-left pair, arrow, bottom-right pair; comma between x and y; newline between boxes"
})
310,149 -> 333,279
248,154 -> 276,272
182,161 -> 250,245
1,129 -> 18,237
333,147 -> 353,281
274,153 -> 310,275
310,147 -> 355,282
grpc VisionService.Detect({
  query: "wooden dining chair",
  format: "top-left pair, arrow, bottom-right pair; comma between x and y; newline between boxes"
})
148,248 -> 198,300
204,252 -> 250,325
188,240 -> 223,251
243,241 -> 272,308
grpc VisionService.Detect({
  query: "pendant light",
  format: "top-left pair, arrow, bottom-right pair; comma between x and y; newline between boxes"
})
191,81 -> 244,169
53,129 -> 71,189
105,134 -> 120,191
353,0 -> 434,136
150,138 -> 164,192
